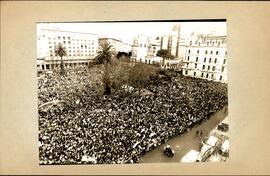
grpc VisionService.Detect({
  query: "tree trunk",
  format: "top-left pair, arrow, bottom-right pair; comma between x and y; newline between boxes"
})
103,64 -> 111,95
60,56 -> 65,76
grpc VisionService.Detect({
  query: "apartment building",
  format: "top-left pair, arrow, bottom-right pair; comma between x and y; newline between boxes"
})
182,35 -> 227,83
37,28 -> 98,71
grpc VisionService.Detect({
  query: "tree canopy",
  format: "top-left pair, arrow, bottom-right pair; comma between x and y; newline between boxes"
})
55,43 -> 67,58
95,43 -> 113,65
156,49 -> 174,59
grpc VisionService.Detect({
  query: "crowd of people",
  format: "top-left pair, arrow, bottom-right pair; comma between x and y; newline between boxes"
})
38,66 -> 228,165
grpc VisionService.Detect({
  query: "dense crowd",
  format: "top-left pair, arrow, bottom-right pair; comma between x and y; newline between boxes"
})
38,66 -> 228,165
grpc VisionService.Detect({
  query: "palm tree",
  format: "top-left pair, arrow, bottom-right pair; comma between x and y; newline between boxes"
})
95,42 -> 113,94
55,43 -> 67,76
95,42 -> 113,65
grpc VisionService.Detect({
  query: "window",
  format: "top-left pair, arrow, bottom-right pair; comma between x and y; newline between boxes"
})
185,70 -> 188,75
195,63 -> 197,68
206,73 -> 209,78
193,72 -> 196,76
216,51 -> 219,55
212,66 -> 216,71
203,65 -> 205,69
197,50 -> 199,54
209,58 -> 212,63
219,75 -> 223,81
196,57 -> 198,62
187,56 -> 190,61
223,59 -> 226,64
205,50 -> 208,54
190,41 -> 192,45
225,51 -> 227,55
210,51 -> 213,54
208,65 -> 210,70
222,66 -> 225,72
188,49 -> 191,53
214,58 -> 217,63
204,57 -> 206,62
201,73 -> 204,77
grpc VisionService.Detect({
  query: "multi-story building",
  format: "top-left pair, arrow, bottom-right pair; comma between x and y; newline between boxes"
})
147,36 -> 161,57
37,28 -> 99,71
161,24 -> 181,57
182,35 -> 227,83
131,34 -> 149,62
98,37 -> 132,54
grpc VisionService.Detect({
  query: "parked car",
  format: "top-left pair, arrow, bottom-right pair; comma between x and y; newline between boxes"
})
220,140 -> 229,156
197,136 -> 218,162
180,150 -> 200,163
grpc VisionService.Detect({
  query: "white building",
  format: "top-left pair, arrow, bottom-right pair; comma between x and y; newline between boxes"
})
147,36 -> 161,57
98,37 -> 132,54
161,24 -> 181,57
131,34 -> 149,62
37,28 -> 98,71
182,35 -> 227,83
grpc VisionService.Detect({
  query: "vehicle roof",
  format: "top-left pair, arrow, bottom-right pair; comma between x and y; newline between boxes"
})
221,140 -> 229,150
207,136 -> 218,146
181,150 -> 199,162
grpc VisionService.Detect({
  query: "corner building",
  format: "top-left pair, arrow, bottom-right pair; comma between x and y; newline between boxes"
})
182,35 -> 227,83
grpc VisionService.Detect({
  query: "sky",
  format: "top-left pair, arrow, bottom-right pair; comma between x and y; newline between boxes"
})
37,21 -> 226,44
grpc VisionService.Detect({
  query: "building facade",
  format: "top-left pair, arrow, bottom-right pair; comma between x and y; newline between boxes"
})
161,24 -> 181,57
182,35 -> 227,83
37,28 -> 99,71
98,37 -> 132,54
131,34 -> 149,62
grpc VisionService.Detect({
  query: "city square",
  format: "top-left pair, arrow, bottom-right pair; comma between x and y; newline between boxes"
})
37,21 -> 228,164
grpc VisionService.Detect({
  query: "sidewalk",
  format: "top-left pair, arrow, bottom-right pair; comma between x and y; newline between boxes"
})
139,107 -> 228,163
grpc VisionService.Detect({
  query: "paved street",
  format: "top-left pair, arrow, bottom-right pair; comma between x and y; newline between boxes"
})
139,106 -> 228,163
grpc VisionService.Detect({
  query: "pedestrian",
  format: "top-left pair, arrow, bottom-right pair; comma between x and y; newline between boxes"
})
195,130 -> 199,137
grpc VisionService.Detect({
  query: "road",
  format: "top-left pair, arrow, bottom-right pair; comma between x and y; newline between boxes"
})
139,106 -> 228,163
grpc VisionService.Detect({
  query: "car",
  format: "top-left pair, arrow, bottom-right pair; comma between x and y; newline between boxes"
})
163,145 -> 175,157
206,136 -> 218,147
220,140 -> 229,156
197,145 -> 214,162
196,136 -> 218,162
180,150 -> 200,163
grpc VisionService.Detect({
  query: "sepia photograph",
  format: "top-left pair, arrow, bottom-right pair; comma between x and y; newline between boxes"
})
37,20 -> 228,165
